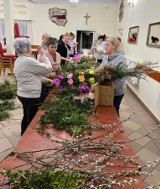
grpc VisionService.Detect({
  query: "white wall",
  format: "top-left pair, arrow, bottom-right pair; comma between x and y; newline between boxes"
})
0,1 -> 118,44
31,3 -> 118,44
116,0 -> 160,122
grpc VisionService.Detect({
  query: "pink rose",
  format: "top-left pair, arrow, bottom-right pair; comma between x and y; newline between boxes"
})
67,73 -> 73,79
68,78 -> 73,86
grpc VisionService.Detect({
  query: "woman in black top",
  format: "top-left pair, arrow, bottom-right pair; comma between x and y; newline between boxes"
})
57,33 -> 71,66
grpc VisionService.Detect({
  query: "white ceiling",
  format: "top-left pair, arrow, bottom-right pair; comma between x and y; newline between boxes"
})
13,0 -> 118,4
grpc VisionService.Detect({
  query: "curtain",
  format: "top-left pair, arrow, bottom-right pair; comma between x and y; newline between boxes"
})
14,20 -> 32,38
14,22 -> 20,37
0,20 -> 32,44
0,19 -> 5,45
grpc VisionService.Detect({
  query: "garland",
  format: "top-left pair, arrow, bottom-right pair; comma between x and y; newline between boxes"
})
39,96 -> 95,135
0,80 -> 17,121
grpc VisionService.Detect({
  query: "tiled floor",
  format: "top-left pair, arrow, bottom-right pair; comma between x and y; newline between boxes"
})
120,89 -> 160,187
0,73 -> 160,187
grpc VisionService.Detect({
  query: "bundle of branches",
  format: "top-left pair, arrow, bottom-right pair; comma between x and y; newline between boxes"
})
1,120 -> 159,188
39,96 -> 95,135
0,80 -> 17,121
0,80 -> 17,100
94,61 -> 158,84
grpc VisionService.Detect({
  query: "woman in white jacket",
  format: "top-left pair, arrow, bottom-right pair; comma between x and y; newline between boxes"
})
91,35 -> 106,63
13,38 -> 52,135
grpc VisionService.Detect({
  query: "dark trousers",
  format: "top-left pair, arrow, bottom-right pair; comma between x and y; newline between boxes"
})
40,85 -> 52,103
18,96 -> 40,136
97,59 -> 103,63
113,94 -> 124,116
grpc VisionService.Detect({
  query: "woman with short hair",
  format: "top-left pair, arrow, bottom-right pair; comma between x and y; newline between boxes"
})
57,33 -> 71,66
13,38 -> 52,135
101,37 -> 127,116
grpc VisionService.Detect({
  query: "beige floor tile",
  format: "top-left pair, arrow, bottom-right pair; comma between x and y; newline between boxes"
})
12,124 -> 21,134
12,114 -> 23,121
131,141 -> 143,153
123,120 -> 142,131
0,123 -> 4,129
145,169 -> 160,186
129,132 -> 151,146
120,110 -> 136,119
15,119 -> 21,124
145,141 -> 160,156
0,130 -> 6,139
10,108 -> 23,117
143,123 -> 158,133
137,148 -> 160,163
1,124 -> 20,137
129,115 -> 142,124
4,147 -> 14,157
0,138 -> 13,153
1,119 -> 18,127
8,134 -> 20,146
155,162 -> 160,172
1,126 -> 13,137
136,126 -> 149,136
0,152 -> 8,163
123,126 -> 135,136
138,115 -> 157,125
120,104 -> 130,111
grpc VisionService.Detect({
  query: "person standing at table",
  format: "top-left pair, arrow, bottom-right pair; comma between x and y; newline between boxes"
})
40,32 -> 50,50
91,35 -> 106,63
13,38 -> 52,136
57,33 -> 71,66
100,37 -> 127,116
68,32 -> 77,57
45,37 -> 61,73
39,37 -> 61,102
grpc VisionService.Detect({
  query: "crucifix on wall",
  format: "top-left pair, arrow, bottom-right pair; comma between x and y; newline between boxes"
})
84,13 -> 91,25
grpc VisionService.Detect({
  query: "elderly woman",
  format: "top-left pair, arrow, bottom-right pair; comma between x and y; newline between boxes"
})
13,38 -> 52,135
101,37 -> 127,116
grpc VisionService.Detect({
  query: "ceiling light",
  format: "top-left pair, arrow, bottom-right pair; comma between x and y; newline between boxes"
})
70,0 -> 79,7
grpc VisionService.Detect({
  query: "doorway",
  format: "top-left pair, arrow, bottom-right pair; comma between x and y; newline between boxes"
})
76,30 -> 96,53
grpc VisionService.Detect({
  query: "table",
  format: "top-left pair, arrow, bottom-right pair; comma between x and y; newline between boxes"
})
0,93 -> 145,189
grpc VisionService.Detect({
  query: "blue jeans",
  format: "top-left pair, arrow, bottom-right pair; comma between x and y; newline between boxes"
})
113,94 -> 124,116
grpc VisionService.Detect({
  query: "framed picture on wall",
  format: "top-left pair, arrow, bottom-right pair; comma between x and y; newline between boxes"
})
128,26 -> 139,44
146,22 -> 160,48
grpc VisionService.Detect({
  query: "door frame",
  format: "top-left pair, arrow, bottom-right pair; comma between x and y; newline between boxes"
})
76,29 -> 97,52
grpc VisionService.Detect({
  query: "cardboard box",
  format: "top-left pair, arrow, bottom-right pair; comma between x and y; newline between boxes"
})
95,82 -> 114,107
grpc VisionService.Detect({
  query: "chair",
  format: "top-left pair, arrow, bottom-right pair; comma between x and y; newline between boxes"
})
0,42 -> 16,76
31,45 -> 39,58
0,56 -> 3,76
0,56 -> 14,78
0,42 -> 16,60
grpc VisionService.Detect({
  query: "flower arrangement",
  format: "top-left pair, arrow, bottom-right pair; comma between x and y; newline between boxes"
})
53,69 -> 96,93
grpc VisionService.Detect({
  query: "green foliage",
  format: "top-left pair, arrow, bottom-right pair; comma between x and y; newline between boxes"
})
0,111 -> 10,121
57,86 -> 81,96
2,169 -> 84,189
61,64 -> 76,73
39,96 -> 95,135
0,80 -> 17,101
0,101 -> 15,111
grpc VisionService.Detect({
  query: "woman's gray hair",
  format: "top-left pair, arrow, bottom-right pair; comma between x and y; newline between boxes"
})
13,38 -> 31,55
107,37 -> 120,50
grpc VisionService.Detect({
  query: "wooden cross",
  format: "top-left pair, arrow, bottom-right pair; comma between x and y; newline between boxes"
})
84,13 -> 91,25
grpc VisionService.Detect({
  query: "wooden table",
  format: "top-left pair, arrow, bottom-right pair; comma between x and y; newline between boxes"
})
0,93 -> 145,189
